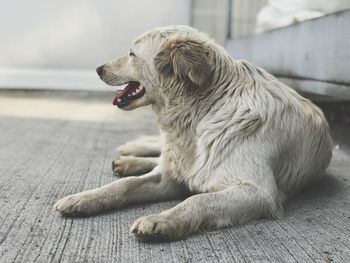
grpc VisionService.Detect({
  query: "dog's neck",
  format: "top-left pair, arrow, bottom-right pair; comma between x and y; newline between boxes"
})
152,53 -> 241,133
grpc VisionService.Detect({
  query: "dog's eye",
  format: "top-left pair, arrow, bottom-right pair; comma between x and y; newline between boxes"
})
129,51 -> 136,57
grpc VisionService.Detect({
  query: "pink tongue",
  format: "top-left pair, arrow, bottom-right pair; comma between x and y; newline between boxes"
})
112,82 -> 140,106
112,87 -> 129,105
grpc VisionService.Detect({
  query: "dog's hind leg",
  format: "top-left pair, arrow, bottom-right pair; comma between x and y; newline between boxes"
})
117,135 -> 161,157
112,156 -> 159,177
131,168 -> 283,241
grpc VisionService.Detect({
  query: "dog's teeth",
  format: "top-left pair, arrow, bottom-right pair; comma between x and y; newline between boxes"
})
117,98 -> 121,102
132,92 -> 136,95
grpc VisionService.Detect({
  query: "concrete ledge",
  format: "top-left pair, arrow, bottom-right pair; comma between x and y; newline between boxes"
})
0,68 -> 109,91
279,77 -> 350,100
226,9 -> 350,98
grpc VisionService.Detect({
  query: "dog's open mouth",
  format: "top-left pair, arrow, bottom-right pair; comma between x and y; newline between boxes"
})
113,81 -> 145,108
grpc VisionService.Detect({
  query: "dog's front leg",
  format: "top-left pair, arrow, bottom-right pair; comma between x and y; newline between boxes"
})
54,167 -> 186,217
131,183 -> 282,241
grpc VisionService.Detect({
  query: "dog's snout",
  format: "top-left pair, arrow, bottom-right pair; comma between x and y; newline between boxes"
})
96,65 -> 105,76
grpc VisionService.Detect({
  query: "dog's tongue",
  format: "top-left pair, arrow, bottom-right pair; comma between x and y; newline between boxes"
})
112,82 -> 140,105
113,87 -> 129,105
113,86 -> 128,105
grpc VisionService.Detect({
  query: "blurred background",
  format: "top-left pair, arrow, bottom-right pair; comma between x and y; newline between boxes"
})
0,0 -> 349,122
0,0 -> 349,92
0,0 -> 191,90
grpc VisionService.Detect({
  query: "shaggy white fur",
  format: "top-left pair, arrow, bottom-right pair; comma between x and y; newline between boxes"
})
54,25 -> 332,241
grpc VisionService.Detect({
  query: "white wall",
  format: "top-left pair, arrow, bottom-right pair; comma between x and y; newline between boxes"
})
0,0 -> 190,70
231,0 -> 267,38
192,0 -> 228,45
191,0 -> 267,42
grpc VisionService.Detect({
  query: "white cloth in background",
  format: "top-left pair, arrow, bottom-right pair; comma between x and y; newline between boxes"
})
255,0 -> 350,33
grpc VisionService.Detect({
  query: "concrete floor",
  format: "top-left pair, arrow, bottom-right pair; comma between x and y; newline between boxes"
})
0,91 -> 350,263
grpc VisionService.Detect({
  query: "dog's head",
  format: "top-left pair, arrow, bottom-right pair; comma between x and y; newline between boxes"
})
96,25 -> 214,110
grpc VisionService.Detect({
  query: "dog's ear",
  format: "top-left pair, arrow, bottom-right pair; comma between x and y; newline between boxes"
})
154,38 -> 213,88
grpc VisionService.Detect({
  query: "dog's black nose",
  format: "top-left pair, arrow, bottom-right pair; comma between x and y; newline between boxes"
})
96,65 -> 104,76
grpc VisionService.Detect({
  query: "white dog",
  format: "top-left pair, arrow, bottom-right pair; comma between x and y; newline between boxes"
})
54,25 -> 332,241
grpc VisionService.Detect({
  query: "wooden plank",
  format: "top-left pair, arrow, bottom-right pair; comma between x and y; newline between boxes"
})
226,9 -> 350,86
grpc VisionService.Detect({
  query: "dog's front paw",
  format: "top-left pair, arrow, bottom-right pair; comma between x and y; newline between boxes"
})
130,214 -> 184,241
112,159 -> 125,176
117,144 -> 136,156
54,193 -> 99,217
112,156 -> 157,177
112,158 -> 133,176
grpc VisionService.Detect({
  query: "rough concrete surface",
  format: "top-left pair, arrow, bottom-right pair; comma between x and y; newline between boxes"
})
0,92 -> 350,263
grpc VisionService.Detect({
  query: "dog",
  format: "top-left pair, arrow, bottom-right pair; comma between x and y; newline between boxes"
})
54,25 -> 332,241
